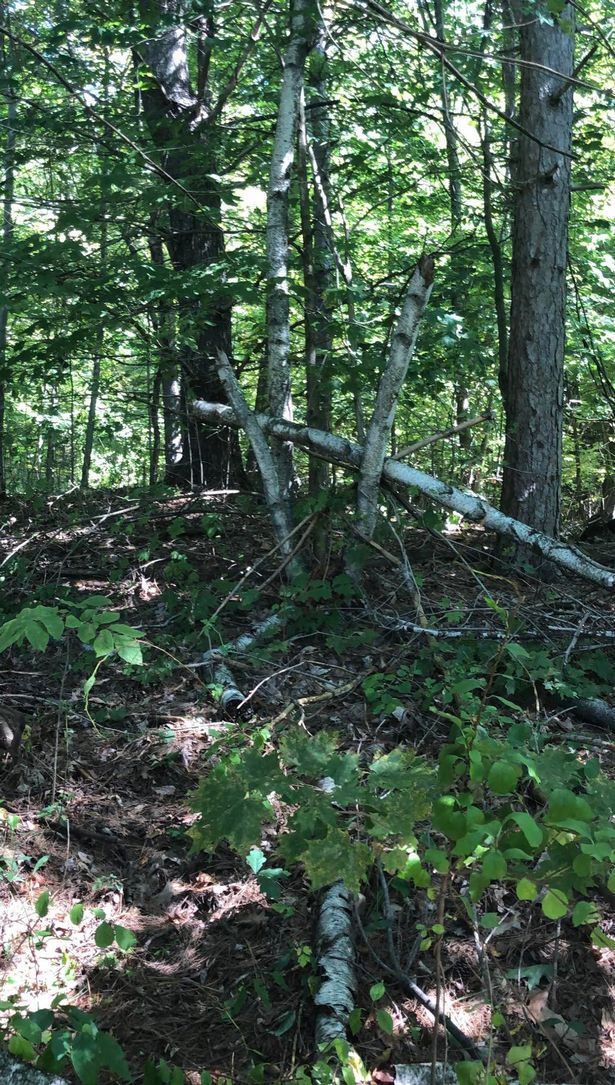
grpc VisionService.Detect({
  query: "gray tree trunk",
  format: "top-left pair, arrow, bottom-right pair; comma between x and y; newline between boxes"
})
501,3 -> 574,535
137,0 -> 245,488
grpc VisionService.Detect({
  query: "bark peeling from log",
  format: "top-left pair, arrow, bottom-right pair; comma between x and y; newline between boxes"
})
314,882 -> 357,1047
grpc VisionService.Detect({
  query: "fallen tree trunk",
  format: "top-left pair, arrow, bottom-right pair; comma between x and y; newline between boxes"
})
191,401 -> 615,590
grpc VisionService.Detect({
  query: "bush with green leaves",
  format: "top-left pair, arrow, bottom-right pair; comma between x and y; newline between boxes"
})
190,673 -> 615,945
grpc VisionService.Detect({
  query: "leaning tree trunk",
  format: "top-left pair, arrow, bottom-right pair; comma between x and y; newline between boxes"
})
500,1 -> 574,536
137,0 -> 245,488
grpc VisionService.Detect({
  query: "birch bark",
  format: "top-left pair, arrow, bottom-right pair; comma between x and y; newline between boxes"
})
355,256 -> 434,541
192,401 -> 615,590
266,0 -> 314,498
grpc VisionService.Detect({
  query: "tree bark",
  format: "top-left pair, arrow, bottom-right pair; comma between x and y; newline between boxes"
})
356,256 -> 434,541
192,400 -> 615,590
501,2 -> 574,535
0,8 -> 16,498
266,0 -> 314,498
137,0 -> 245,488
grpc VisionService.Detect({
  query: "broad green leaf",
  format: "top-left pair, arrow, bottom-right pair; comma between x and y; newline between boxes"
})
97,1031 -> 132,1080
0,619 -> 24,653
246,846 -> 266,874
95,921 -> 115,949
302,828 -> 371,892
516,878 -> 538,901
70,1032 -> 99,1085
25,622 -> 49,652
376,1009 -> 393,1034
114,924 -> 137,950
488,760 -> 520,795
93,629 -> 115,656
572,901 -> 600,927
369,982 -> 385,1001
8,1034 -> 36,1061
548,788 -> 593,825
116,639 -> 144,665
482,850 -> 507,879
541,889 -> 568,920
479,912 -> 499,929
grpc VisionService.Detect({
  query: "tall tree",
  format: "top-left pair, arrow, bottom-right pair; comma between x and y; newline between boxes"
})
0,0 -> 16,497
137,0 -> 246,487
500,2 -> 574,535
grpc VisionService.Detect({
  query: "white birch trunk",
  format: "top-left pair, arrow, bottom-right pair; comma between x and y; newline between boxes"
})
356,255 -> 434,540
191,400 -> 615,590
266,0 -> 313,497
215,351 -> 303,578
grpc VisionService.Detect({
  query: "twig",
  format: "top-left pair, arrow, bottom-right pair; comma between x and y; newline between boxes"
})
391,412 -> 492,461
371,867 -> 482,1060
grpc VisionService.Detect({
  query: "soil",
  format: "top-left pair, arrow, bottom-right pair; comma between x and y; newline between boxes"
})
0,488 -> 614,1084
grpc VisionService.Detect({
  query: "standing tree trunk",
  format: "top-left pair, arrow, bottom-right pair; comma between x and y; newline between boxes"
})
298,33 -> 333,499
137,0 -> 245,488
147,228 -> 183,479
0,8 -> 16,498
500,3 -> 574,535
266,0 -> 314,499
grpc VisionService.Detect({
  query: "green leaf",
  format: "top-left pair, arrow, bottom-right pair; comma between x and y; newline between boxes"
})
114,925 -> 137,950
516,878 -> 538,901
547,788 -> 593,825
488,760 -> 520,795
70,902 -> 85,925
35,889 -> 50,918
33,608 -> 65,638
116,639 -> 144,665
376,1008 -> 393,1034
509,812 -> 543,848
572,901 -> 600,927
479,912 -> 499,929
25,621 -> 49,652
8,1034 -> 36,1061
0,618 -> 25,653
592,927 -> 615,950
246,847 -> 266,874
71,1032 -> 100,1085
482,850 -> 507,880
506,1044 -> 533,1066
541,888 -> 568,920
302,828 -> 371,892
369,982 -> 385,1001
93,629 -> 115,656
97,1031 -> 132,1080
95,921 -> 115,949
608,870 -> 615,894
348,1007 -> 362,1036
455,1062 -> 485,1084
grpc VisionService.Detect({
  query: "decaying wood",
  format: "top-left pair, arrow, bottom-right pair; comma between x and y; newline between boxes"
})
0,1049 -> 67,1085
191,401 -> 615,590
314,882 -> 356,1046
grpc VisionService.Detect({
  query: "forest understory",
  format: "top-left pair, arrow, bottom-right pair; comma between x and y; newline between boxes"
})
1,487 -> 614,1085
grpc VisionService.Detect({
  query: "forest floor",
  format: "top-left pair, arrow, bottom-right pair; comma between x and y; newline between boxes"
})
0,486 -> 614,1085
